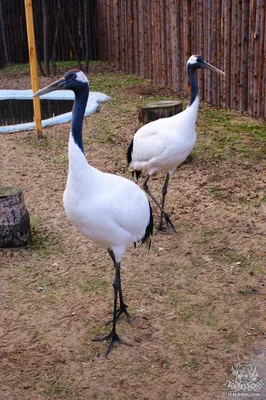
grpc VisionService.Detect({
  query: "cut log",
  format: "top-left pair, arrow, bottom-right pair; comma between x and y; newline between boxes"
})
137,100 -> 183,129
0,187 -> 31,248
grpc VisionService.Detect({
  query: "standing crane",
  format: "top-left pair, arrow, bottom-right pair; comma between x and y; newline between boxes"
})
34,70 -> 153,355
127,55 -> 225,232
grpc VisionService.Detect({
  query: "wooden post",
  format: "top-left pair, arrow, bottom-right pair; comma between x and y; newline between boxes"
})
24,0 -> 43,140
137,100 -> 183,129
0,187 -> 31,248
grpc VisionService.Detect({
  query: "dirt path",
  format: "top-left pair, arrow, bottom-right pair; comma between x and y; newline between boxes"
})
0,66 -> 266,399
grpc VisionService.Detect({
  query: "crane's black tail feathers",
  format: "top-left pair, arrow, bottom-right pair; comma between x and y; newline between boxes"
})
127,138 -> 133,165
141,201 -> 153,250
132,170 -> 142,180
127,138 -> 142,180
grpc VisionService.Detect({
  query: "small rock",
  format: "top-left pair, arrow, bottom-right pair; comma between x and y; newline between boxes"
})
37,286 -> 44,293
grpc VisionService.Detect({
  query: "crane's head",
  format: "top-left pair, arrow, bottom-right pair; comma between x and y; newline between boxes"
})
187,55 -> 226,76
33,69 -> 89,98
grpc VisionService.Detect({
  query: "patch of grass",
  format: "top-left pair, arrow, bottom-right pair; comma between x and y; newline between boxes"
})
41,379 -> 74,399
83,129 -> 116,145
207,186 -> 220,196
90,73 -> 145,94
78,278 -> 109,294
249,264 -> 263,277
179,306 -> 195,322
179,347 -> 200,371
2,63 -> 30,73
54,154 -> 68,164
22,135 -> 50,149
219,249 -> 249,265
237,288 -> 256,296
27,217 -> 50,257
202,227 -> 219,236
197,106 -> 266,161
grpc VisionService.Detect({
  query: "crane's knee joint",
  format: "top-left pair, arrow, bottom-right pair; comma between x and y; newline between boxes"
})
112,278 -> 120,291
162,186 -> 167,196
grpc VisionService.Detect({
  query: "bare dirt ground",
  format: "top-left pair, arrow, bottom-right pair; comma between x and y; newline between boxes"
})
0,63 -> 266,399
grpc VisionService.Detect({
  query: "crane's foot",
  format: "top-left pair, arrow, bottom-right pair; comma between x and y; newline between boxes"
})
155,213 -> 176,234
92,329 -> 131,355
105,302 -> 132,326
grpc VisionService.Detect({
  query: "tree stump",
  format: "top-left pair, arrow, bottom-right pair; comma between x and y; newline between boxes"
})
137,100 -> 183,129
0,187 -> 31,248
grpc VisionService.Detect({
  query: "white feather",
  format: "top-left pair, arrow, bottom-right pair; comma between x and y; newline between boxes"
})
64,135 -> 150,262
76,71 -> 88,83
130,97 -> 199,175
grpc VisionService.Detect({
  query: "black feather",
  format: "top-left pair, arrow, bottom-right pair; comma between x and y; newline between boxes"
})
127,138 -> 134,165
141,201 -> 153,249
127,138 -> 142,180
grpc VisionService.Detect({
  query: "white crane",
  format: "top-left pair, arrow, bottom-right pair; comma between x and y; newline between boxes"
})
127,55 -> 225,232
34,70 -> 153,355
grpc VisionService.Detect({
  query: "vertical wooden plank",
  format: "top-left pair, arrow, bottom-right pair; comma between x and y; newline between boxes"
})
120,0 -> 126,72
174,0 -> 182,91
236,0 -> 242,111
248,0 -> 255,115
124,0 -> 129,73
97,0 -> 105,60
179,0 -> 186,91
143,0 -> 149,78
183,0 -> 191,65
110,0 -> 114,65
169,0 -> 177,90
113,0 -> 120,69
230,0 -> 237,109
202,0 -> 208,101
262,2 -> 266,120
223,0 -> 231,108
264,6 -> 266,119
153,0 -> 161,84
253,0 -> 261,117
207,0 -> 212,104
127,0 -> 133,74
212,0 -> 217,106
138,0 -> 145,77
257,0 -> 265,118
198,0 -> 204,97
216,0 -> 222,107
240,0 -> 249,113
150,0 -> 155,81
165,0 -> 172,89
160,0 -> 167,86
132,0 -> 139,75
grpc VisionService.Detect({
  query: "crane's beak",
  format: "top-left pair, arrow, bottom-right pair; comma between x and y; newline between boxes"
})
33,78 -> 66,97
203,61 -> 226,76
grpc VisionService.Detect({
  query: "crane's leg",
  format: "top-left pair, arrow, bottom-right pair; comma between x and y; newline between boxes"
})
92,261 -> 130,355
105,249 -> 131,325
157,173 -> 170,232
142,174 -> 176,233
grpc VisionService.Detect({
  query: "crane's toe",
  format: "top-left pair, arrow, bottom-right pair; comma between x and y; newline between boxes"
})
155,213 -> 176,234
105,303 -> 132,326
92,329 -> 131,355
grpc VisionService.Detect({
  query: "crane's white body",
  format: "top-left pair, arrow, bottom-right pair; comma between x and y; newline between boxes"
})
63,135 -> 151,262
130,96 -> 199,176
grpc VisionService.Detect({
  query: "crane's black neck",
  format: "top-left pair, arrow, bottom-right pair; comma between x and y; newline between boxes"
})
188,66 -> 199,106
71,88 -> 89,153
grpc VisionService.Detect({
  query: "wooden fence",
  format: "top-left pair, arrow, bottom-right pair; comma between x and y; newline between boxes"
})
0,0 -> 98,69
96,0 -> 266,120
0,0 -> 265,119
